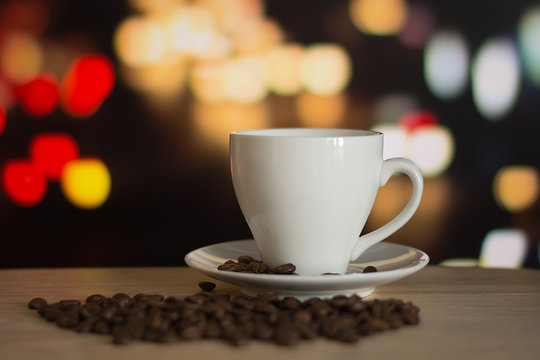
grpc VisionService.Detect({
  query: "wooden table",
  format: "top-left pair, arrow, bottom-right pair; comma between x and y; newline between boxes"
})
1,265 -> 539,360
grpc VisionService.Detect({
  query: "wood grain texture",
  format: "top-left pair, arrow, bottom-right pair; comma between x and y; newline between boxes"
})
1,265 -> 539,360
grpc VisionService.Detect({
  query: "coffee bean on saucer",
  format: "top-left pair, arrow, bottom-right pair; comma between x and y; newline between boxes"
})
237,255 -> 254,264
273,263 -> 296,274
363,266 -> 378,273
198,281 -> 217,292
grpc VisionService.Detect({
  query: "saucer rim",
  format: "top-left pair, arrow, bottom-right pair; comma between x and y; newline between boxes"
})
184,239 -> 429,284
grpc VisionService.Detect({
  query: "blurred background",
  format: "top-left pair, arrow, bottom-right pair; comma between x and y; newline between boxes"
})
1,0 -> 539,269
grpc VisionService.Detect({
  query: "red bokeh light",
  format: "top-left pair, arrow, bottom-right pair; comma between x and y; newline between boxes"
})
29,133 -> 80,180
0,104 -> 5,134
399,110 -> 439,132
19,74 -> 60,117
1,159 -> 47,206
62,55 -> 115,117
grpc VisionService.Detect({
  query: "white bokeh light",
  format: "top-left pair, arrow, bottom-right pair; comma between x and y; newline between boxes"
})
518,5 -> 540,87
480,229 -> 528,269
424,30 -> 469,100
408,126 -> 454,178
471,38 -> 521,120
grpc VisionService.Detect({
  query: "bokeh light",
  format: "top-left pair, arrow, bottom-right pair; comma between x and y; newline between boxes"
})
518,5 -> 540,88
165,5 -> 218,58
408,125 -> 454,178
189,61 -> 228,103
1,159 -> 47,207
398,2 -> 436,48
19,73 -> 59,117
349,0 -> 408,36
0,33 -> 43,84
299,44 -> 352,95
62,55 -> 115,118
372,111 -> 455,178
0,104 -> 5,135
480,229 -> 527,268
29,133 -> 80,181
192,101 -> 269,151
471,38 -> 521,120
224,56 -> 268,104
114,16 -> 167,68
399,110 -> 438,132
233,18 -> 283,56
265,43 -> 304,96
120,58 -> 188,97
61,158 -> 111,209
128,0 -> 185,14
424,30 -> 469,100
296,92 -> 346,128
493,165 -> 539,212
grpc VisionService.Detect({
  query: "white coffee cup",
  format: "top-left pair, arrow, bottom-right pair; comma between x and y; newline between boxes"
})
230,128 -> 423,275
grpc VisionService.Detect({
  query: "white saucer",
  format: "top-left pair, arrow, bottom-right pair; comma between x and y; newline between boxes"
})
185,240 -> 429,300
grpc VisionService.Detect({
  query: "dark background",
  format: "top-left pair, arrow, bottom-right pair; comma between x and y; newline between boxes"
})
1,0 -> 539,268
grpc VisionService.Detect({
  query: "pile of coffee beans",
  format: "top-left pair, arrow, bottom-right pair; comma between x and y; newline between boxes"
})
217,256 -> 296,274
28,283 -> 420,346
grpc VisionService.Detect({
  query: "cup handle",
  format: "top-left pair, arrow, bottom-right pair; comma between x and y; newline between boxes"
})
350,158 -> 424,261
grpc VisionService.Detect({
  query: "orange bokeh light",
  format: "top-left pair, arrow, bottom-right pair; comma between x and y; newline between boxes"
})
1,159 -> 47,206
19,73 -> 60,117
62,55 -> 115,118
29,133 -> 80,180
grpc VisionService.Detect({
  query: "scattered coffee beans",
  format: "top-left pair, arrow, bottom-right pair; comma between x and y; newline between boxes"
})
28,290 -> 420,347
218,256 -> 297,275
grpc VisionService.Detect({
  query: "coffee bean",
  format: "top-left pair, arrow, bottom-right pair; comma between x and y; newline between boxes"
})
237,255 -> 253,264
85,294 -> 105,305
44,307 -> 62,322
57,312 -> 79,328
198,281 -> 216,292
217,263 -> 239,272
281,296 -> 301,310
28,297 -> 47,310
363,265 -> 377,273
58,300 -> 81,310
112,293 -> 133,308
273,263 -> 296,274
247,262 -> 268,273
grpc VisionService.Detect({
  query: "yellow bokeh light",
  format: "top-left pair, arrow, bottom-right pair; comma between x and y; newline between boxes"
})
114,16 -> 167,68
165,5 -> 220,58
128,0 -> 185,13
120,57 -> 188,97
192,101 -> 270,151
224,56 -> 268,103
493,165 -> 539,212
0,33 -> 43,83
408,125 -> 455,178
349,0 -> 408,36
189,60 -> 228,103
201,0 -> 264,34
299,44 -> 352,95
266,43 -> 304,96
296,92 -> 346,128
233,18 -> 284,56
61,158 -> 111,210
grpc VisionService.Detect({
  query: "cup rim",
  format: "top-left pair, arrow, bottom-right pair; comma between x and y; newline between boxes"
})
230,128 -> 382,138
